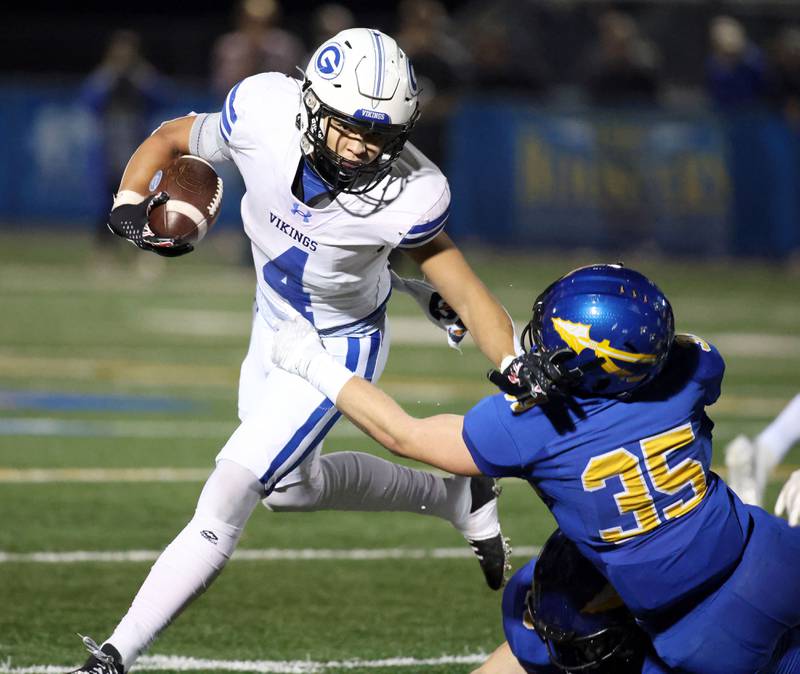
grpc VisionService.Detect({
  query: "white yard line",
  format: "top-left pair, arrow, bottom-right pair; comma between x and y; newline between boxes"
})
0,390 -> 792,443
1,652 -> 489,673
137,310 -> 800,357
0,467 -> 213,483
0,546 -> 540,564
0,463 -> 796,484
140,311 -> 457,345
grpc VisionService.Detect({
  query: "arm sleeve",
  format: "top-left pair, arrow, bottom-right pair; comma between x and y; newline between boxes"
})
397,180 -> 450,249
189,112 -> 233,164
462,396 -> 526,477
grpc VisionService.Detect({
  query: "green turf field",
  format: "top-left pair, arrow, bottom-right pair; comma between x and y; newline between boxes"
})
1,231 -> 798,673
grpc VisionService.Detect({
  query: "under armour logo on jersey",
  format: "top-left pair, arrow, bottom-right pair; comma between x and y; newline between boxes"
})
291,202 -> 312,223
315,43 -> 344,79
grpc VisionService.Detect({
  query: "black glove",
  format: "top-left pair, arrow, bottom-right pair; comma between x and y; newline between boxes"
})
107,191 -> 194,257
389,271 -> 468,349
488,348 -> 580,413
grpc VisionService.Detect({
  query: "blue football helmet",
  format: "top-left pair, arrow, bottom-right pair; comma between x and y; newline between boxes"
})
529,529 -> 647,672
523,264 -> 674,398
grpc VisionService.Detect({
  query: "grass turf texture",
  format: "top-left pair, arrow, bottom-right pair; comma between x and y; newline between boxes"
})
1,231 -> 799,672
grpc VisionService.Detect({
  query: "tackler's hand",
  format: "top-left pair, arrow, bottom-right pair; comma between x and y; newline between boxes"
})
487,348 -> 579,413
270,315 -> 357,402
270,315 -> 328,379
390,270 -> 468,350
776,469 -> 800,526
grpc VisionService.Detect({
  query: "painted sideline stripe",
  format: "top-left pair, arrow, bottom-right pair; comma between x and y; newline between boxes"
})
0,546 -> 540,564
2,652 -> 488,674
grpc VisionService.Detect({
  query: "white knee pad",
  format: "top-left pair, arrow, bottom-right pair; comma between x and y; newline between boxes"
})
196,459 -> 265,528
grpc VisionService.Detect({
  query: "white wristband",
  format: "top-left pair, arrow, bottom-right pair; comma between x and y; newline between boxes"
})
500,355 -> 516,372
113,190 -> 146,208
305,352 -> 356,402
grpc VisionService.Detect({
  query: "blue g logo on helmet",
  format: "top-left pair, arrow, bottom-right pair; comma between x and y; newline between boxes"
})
315,43 -> 344,80
527,264 -> 674,398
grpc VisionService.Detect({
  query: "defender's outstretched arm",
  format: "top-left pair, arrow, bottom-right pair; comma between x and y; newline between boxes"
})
272,315 -> 482,476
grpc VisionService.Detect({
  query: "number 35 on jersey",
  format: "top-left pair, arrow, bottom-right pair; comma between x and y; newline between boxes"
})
582,423 -> 708,543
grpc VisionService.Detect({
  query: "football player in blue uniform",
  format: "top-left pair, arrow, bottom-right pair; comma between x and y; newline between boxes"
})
474,527 -> 659,674
271,263 -> 800,673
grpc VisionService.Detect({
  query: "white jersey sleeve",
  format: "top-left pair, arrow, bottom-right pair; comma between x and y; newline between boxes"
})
218,74 -> 297,155
393,143 -> 451,249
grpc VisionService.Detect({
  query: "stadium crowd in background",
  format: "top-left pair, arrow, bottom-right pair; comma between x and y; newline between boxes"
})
80,3 -> 800,205
79,30 -> 173,274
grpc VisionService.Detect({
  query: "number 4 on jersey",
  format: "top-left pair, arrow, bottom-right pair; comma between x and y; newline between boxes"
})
262,247 -> 314,323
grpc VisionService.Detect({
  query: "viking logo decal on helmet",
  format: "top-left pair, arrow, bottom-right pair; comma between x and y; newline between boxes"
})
551,317 -> 658,382
523,264 -> 674,398
300,28 -> 420,194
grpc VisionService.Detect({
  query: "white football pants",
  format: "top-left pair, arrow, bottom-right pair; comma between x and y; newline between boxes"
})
104,311 -> 471,669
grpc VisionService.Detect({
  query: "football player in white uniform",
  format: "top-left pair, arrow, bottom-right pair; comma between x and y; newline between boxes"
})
725,393 -> 800,507
70,29 -> 519,673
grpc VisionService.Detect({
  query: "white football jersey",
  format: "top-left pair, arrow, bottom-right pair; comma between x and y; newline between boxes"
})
211,72 -> 450,334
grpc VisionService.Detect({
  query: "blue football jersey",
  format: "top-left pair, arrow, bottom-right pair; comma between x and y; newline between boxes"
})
463,336 -> 750,620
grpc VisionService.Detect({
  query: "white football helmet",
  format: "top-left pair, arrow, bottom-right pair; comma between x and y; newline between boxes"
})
299,28 -> 420,193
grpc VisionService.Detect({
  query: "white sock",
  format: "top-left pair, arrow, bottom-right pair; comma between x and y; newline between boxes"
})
104,461 -> 263,670
266,451 -> 470,525
758,394 -> 800,470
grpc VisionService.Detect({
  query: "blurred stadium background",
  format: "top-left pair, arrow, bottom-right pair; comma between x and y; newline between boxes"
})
2,1 -> 800,672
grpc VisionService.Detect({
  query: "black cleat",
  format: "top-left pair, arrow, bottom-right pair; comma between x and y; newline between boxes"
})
67,635 -> 124,674
464,477 -> 511,591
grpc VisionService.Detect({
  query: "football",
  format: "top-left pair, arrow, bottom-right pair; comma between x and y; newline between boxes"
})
147,155 -> 223,244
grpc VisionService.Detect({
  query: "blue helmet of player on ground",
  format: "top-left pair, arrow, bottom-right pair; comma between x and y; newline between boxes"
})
529,529 -> 648,672
523,264 -> 674,398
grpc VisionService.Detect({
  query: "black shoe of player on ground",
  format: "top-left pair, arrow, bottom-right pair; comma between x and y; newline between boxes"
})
68,635 -> 124,674
466,476 -> 511,591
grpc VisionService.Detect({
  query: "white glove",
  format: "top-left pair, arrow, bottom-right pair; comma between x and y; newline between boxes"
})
776,469 -> 800,526
390,270 -> 468,351
270,316 -> 354,401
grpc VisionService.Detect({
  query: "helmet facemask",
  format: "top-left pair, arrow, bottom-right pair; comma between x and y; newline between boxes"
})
531,619 -> 646,672
300,84 -> 419,194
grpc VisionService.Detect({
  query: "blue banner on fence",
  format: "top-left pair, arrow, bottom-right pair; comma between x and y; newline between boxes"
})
0,80 -> 243,227
447,101 -> 735,254
1,82 -> 799,256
